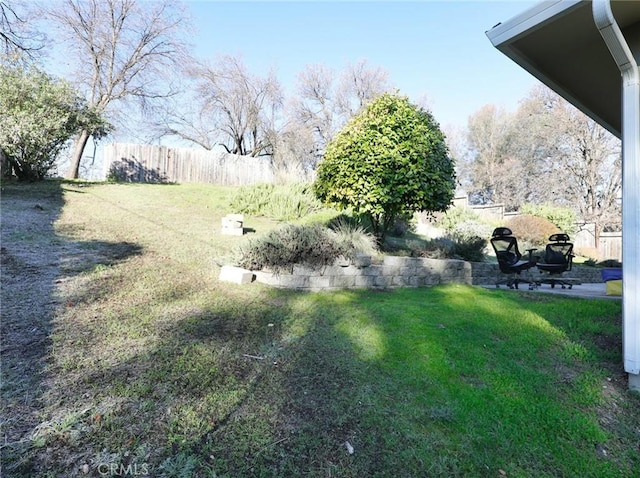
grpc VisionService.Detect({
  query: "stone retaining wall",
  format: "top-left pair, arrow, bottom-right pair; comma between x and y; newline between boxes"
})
251,256 -> 605,292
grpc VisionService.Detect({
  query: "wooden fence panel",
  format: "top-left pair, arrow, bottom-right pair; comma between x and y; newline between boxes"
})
103,143 -> 275,186
599,232 -> 622,262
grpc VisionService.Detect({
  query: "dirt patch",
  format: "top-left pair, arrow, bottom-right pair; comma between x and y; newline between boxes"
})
1,188 -> 65,458
0,183 -> 142,473
0,181 -> 148,476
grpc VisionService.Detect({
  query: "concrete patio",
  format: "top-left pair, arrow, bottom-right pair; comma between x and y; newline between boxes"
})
484,282 -> 621,300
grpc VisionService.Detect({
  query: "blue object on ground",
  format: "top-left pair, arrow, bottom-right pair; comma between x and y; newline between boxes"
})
601,268 -> 622,282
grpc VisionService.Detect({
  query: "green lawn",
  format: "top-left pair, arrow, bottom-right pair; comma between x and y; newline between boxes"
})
1,181 -> 638,477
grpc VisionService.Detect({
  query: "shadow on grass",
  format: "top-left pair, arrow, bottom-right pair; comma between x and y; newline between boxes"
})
1,180 -> 66,471
41,283 -> 635,477
0,180 -> 144,476
198,286 -> 633,477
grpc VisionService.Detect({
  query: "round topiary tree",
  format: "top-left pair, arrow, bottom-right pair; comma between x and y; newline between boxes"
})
313,93 -> 456,245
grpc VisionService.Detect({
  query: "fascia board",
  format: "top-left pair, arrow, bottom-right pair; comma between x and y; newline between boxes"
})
486,0 -> 583,47
486,0 -> 621,136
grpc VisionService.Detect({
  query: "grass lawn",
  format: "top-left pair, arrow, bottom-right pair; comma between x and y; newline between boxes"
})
1,181 -> 638,477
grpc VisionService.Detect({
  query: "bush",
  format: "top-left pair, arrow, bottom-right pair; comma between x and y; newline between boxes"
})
507,215 -> 560,248
451,221 -> 493,243
233,224 -> 343,273
435,206 -> 481,233
450,236 -> 488,262
420,237 -> 456,260
229,183 -> 323,221
597,259 -> 622,268
419,235 -> 487,262
0,62 -> 110,181
520,203 -> 577,236
327,217 -> 378,260
314,93 -> 456,244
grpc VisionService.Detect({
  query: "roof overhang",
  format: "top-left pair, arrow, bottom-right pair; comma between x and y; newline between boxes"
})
486,0 -> 640,138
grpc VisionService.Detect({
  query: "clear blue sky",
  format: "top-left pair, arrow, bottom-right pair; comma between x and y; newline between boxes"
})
187,0 -> 541,130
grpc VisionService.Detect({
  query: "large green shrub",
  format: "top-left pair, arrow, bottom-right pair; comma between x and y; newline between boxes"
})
314,93 -> 456,245
229,183 -> 323,221
520,203 -> 577,236
507,214 -> 560,247
0,61 -> 110,181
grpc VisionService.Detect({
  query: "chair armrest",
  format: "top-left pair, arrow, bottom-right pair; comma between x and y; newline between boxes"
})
566,253 -> 574,271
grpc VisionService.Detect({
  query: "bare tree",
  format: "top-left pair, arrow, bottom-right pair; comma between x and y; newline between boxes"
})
442,124 -> 470,192
159,55 -> 283,157
151,79 -> 219,150
465,104 -> 526,209
269,120 -> 317,182
1,1 -> 45,58
291,63 -> 337,160
463,85 -> 621,244
46,0 -> 190,179
335,59 -> 390,118
519,86 -> 621,244
157,58 -> 389,173
291,59 -> 393,166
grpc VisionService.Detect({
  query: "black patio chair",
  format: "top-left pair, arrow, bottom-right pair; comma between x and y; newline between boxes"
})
536,233 -> 575,289
490,227 -> 538,289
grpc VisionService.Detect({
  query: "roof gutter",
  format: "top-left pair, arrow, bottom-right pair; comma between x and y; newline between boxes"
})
593,0 -> 640,385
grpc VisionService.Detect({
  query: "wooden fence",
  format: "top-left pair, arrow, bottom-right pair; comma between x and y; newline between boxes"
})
599,232 -> 622,262
103,143 -> 275,185
574,225 -> 622,262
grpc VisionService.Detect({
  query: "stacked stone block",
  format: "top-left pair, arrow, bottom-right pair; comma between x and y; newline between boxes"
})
249,256 -> 605,292
253,255 -> 474,292
221,214 -> 244,236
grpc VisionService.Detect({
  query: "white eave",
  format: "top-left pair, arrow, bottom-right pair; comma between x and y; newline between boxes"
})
486,0 -> 640,138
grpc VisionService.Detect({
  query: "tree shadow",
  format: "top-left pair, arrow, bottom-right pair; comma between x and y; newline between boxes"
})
106,157 -> 172,184
0,180 -> 144,475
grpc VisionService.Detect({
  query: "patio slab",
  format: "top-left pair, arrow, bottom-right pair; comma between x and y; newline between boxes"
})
482,282 -> 621,300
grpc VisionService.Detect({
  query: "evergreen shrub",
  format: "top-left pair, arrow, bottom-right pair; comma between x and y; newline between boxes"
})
230,183 -> 323,221
234,224 -> 343,273
419,235 -> 487,262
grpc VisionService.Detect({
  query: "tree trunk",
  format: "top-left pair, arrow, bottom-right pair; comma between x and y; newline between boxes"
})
66,129 -> 91,179
594,222 -> 601,250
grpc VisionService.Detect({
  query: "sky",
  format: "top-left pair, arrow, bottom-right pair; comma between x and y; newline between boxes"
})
186,0 -> 542,131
